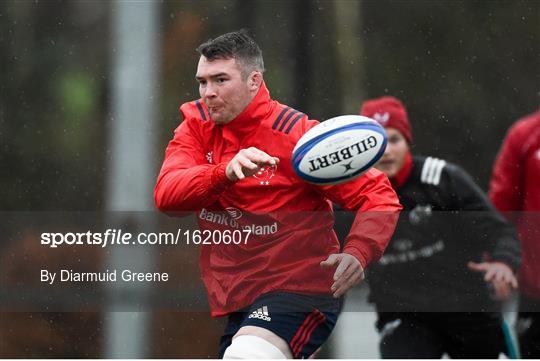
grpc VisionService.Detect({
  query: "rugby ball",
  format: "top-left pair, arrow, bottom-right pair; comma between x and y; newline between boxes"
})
292,115 -> 387,185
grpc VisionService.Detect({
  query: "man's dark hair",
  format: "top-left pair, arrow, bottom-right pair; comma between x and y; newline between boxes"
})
197,29 -> 265,79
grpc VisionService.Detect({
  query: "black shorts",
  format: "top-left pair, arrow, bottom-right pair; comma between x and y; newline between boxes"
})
218,292 -> 340,359
376,312 -> 507,359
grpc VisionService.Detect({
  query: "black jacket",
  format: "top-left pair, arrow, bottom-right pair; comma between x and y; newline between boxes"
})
337,156 -> 521,312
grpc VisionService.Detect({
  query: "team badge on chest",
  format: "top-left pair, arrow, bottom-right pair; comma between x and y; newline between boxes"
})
253,164 -> 277,185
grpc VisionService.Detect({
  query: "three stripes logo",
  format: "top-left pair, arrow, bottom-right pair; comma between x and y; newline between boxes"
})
420,157 -> 446,186
248,306 -> 271,321
272,106 -> 305,134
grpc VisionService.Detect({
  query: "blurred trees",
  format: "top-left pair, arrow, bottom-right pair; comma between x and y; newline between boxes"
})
360,0 -> 539,187
2,1 -> 536,210
1,1 -> 110,210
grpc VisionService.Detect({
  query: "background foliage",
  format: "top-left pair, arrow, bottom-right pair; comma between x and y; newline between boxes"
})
0,0 -> 538,357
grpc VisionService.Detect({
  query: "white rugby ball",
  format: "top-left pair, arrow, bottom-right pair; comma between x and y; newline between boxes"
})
292,115 -> 387,185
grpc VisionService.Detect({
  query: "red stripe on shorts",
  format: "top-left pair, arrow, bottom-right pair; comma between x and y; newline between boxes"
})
292,310 -> 326,357
290,311 -> 318,354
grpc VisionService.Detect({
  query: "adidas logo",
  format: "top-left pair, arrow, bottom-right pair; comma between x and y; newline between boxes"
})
248,306 -> 271,321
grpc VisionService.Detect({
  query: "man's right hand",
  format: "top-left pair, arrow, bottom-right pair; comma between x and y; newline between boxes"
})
225,147 -> 280,181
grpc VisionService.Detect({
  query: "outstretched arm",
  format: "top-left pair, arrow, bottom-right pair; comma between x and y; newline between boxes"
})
319,168 -> 401,297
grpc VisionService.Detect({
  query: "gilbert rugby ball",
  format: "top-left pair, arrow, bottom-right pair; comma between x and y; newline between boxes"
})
292,115 -> 387,185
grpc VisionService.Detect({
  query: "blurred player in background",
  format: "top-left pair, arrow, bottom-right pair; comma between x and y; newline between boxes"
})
154,30 -> 401,359
358,96 -> 521,358
489,107 -> 540,358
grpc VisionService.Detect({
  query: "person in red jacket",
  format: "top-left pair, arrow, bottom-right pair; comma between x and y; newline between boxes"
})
154,30 -> 401,359
489,108 -> 540,358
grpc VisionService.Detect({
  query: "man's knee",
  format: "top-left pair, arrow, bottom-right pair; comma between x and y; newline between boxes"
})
223,335 -> 288,359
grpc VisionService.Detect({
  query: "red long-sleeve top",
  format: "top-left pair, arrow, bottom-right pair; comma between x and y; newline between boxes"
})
155,83 -> 401,315
490,109 -> 540,300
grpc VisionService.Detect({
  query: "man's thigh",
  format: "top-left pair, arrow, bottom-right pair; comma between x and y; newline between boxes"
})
444,312 -> 505,359
377,313 -> 444,359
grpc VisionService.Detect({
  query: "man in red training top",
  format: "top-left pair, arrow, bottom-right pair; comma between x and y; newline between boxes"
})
155,30 -> 401,359
490,107 -> 540,358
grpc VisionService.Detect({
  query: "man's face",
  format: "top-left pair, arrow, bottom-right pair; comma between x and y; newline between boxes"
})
196,56 -> 253,125
375,127 -> 409,178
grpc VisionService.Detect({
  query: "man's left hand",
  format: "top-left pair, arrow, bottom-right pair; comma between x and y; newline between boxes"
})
321,253 -> 364,298
467,261 -> 518,300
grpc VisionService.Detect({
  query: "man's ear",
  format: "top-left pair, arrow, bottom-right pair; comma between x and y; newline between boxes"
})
249,71 -> 263,91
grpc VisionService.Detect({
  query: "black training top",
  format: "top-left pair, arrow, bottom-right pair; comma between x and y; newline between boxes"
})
364,155 -> 521,312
